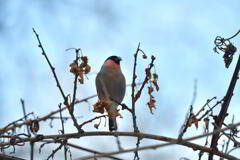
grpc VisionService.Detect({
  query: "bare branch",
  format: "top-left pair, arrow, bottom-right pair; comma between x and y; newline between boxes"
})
0,94 -> 97,135
77,123 -> 240,160
0,154 -> 25,160
115,135 -> 123,151
0,112 -> 34,134
67,142 -> 124,160
46,141 -> 65,160
20,99 -> 34,160
32,28 -> 67,103
1,122 -> 240,159
131,42 -> 141,133
58,104 -> 68,160
209,45 -> 240,159
79,115 -> 107,129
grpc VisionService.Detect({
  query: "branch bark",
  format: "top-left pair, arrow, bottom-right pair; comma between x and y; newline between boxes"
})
1,122 -> 240,159
209,53 -> 240,160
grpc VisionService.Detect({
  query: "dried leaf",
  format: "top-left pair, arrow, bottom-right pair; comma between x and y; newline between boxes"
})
152,79 -> 160,91
148,87 -> 154,95
147,96 -> 156,114
193,116 -> 199,129
30,120 -> 40,133
81,56 -> 88,64
79,62 -> 87,69
93,100 -> 109,114
69,55 -> 91,80
78,73 -> 84,84
69,63 -> 78,74
187,119 -> 193,127
84,65 -> 91,74
145,68 -> 151,80
203,117 -> 209,130
153,73 -> 158,80
187,116 -> 199,129
78,78 -> 84,84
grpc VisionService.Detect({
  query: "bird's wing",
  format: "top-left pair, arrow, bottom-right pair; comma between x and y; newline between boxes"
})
95,71 -> 108,100
96,67 -> 126,104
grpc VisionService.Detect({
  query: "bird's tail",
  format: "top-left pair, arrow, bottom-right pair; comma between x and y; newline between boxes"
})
109,117 -> 117,131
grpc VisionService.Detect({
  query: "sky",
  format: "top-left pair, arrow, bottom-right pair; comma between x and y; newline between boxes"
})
0,0 -> 240,159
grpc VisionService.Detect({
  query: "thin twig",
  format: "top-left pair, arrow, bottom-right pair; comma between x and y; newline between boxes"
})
67,142 -> 124,160
195,97 -> 217,118
225,30 -> 240,41
79,115 -> 107,129
212,122 -> 240,147
178,105 -> 193,139
32,28 -> 67,103
198,98 -> 223,121
20,99 -> 30,136
0,85 -> 136,134
46,142 -> 65,160
227,146 -> 240,155
49,116 -> 83,120
134,138 -> 140,160
179,97 -> 220,140
131,43 -> 141,160
225,115 -> 235,154
131,45 -> 157,160
0,89 -> 95,135
68,49 -> 83,133
134,55 -> 156,102
110,98 -> 132,113
20,99 -> 34,160
33,28 -> 83,133
41,140 -> 124,160
0,112 -> 34,134
131,42 -> 141,133
190,79 -> 198,106
115,135 -> 123,151
59,104 -> 68,160
79,141 -> 238,160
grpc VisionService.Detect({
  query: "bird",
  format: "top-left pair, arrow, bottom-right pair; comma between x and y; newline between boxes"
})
95,56 -> 126,131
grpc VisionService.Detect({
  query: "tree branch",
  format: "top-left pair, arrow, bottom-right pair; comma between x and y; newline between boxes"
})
0,154 -> 25,160
209,53 -> 240,159
1,122 -> 240,159
131,42 -> 141,133
67,142 -> 124,160
76,123 -> 240,160
32,28 -> 67,103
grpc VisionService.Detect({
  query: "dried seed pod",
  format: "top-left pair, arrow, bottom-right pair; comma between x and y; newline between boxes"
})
30,120 -> 39,134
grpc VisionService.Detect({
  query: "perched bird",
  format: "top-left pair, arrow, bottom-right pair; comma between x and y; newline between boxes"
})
95,56 -> 126,131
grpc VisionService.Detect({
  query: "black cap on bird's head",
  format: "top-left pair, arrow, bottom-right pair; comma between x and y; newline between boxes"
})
105,56 -> 122,65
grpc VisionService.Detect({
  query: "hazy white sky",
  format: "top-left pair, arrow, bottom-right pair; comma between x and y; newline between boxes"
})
0,0 -> 240,159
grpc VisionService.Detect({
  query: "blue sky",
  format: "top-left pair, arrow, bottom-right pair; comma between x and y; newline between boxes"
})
0,0 -> 240,159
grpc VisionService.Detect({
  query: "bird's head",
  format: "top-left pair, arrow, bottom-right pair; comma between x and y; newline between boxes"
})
105,56 -> 122,64
103,56 -> 122,69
